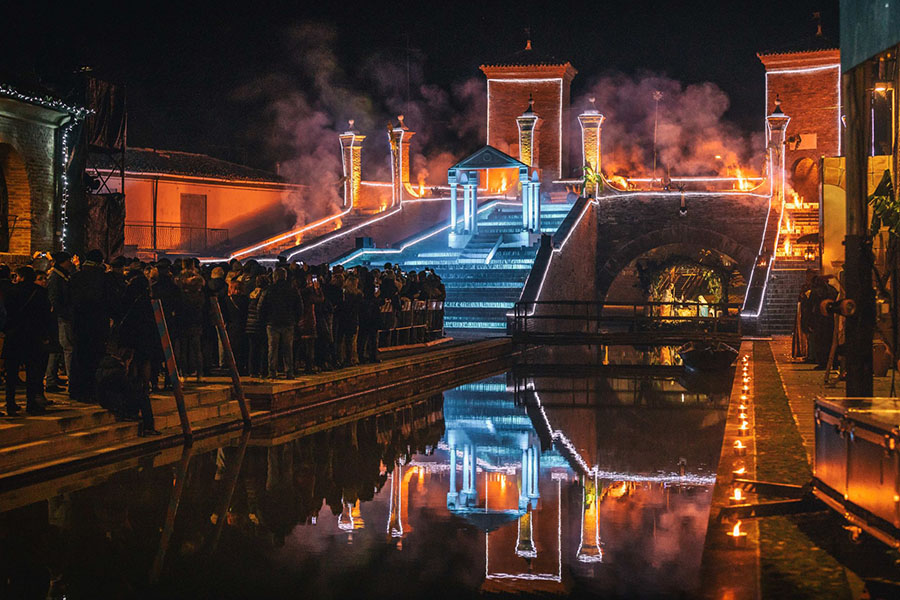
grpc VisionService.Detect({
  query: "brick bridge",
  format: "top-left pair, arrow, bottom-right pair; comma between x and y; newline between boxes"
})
594,191 -> 771,303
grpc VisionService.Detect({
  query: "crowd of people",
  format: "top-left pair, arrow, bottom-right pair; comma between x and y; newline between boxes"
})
0,250 -> 446,435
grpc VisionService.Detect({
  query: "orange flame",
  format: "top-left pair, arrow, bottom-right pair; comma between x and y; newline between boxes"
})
607,175 -> 629,190
732,487 -> 743,501
732,521 -> 743,536
418,174 -> 426,197
499,173 -> 509,193
733,167 -> 754,191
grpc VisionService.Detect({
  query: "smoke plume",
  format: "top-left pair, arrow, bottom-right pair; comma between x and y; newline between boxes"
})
573,73 -> 764,179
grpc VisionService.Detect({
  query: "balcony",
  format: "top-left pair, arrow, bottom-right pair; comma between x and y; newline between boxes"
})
125,222 -> 229,254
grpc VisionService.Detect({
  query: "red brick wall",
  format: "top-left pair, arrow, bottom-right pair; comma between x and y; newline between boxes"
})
759,50 -> 841,196
481,64 -> 576,180
0,108 -> 60,256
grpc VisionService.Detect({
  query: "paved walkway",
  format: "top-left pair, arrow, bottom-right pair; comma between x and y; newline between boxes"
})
769,336 -> 898,465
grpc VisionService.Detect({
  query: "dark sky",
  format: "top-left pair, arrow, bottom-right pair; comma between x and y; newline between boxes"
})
3,0 -> 839,170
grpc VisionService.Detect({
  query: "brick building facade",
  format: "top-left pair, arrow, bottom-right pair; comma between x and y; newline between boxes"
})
481,47 -> 577,181
0,91 -> 76,258
758,47 -> 841,202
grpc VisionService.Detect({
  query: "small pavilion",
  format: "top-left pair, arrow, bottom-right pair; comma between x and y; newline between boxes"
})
447,145 -> 541,247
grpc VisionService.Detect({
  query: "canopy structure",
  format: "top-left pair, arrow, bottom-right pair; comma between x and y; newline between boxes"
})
447,146 -> 541,240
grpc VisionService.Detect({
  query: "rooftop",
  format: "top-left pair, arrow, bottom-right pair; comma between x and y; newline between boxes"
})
89,147 -> 287,183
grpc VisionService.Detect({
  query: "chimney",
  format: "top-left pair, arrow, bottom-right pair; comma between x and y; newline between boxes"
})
389,115 -> 416,206
339,120 -> 365,209
578,98 -> 605,197
516,94 -> 540,168
766,96 -> 790,205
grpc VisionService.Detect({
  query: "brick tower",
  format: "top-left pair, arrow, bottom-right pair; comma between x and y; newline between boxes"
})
757,29 -> 840,202
481,40 -> 577,180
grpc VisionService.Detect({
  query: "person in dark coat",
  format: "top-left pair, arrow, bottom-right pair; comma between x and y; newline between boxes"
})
177,263 -> 206,382
223,280 -> 249,375
244,275 -> 270,378
258,268 -> 301,379
357,269 -> 380,364
150,264 -> 182,390
68,249 -> 118,403
95,347 -> 160,436
809,276 -> 839,369
45,252 -> 74,393
299,274 -> 322,373
3,266 -> 55,415
335,275 -> 362,367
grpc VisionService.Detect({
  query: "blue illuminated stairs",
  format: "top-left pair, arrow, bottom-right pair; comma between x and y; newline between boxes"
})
346,202 -> 573,333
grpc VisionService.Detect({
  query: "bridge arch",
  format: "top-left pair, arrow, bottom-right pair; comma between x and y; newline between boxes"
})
598,224 -> 756,303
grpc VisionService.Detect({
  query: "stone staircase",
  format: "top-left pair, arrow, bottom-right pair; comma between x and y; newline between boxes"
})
758,200 -> 819,335
759,266 -> 808,334
0,384 -> 242,480
345,203 -> 573,333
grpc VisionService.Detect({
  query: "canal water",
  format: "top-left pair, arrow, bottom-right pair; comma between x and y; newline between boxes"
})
0,354 -> 728,598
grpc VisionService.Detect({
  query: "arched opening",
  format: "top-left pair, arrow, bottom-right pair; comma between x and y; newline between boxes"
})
791,157 -> 819,204
605,243 -> 746,306
0,144 -> 31,254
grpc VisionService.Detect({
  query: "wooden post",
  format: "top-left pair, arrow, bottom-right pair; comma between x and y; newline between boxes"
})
210,300 -> 251,425
152,299 -> 192,440
844,66 -> 876,397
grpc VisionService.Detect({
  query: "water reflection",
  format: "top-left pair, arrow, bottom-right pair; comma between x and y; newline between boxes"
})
0,364 -> 726,598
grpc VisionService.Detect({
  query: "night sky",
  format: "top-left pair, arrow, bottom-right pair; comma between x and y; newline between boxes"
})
3,0 -> 839,171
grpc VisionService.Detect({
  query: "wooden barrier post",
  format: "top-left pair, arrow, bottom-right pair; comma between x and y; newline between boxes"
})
152,299 -> 192,440
209,300 -> 251,425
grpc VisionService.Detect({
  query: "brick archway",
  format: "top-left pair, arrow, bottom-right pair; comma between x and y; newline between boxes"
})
598,224 -> 756,302
0,144 -> 31,254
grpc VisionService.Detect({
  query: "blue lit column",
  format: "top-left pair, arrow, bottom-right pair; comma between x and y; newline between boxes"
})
447,442 -> 458,508
449,176 -> 458,233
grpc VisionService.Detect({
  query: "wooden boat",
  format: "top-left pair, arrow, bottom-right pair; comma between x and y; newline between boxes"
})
678,341 -> 738,371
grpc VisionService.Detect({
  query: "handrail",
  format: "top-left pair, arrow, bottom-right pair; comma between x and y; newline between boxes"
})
511,300 -> 742,339
209,300 -> 251,425
151,299 -> 192,441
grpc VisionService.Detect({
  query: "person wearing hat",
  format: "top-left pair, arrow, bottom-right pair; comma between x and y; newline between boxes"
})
45,251 -> 74,393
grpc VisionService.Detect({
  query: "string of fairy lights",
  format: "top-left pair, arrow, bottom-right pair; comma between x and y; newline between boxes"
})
726,352 -> 753,547
0,84 -> 89,252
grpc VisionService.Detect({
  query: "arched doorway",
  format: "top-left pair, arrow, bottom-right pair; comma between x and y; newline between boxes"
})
0,144 -> 31,254
791,157 -> 819,203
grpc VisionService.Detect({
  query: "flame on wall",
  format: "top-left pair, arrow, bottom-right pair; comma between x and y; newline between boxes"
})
607,175 -> 629,190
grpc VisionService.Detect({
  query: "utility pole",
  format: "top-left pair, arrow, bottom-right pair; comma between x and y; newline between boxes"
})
652,90 -> 663,185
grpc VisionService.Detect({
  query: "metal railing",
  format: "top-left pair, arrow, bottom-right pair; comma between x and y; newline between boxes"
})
125,222 -> 229,253
511,300 -> 742,344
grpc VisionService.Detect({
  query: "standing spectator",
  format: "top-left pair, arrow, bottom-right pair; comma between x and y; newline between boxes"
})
115,270 -> 159,433
335,274 -> 362,367
177,260 -> 206,382
45,251 -> 74,393
357,269 -> 380,364
69,249 -> 117,403
149,263 -> 182,390
223,279 -> 249,375
301,273 -> 324,372
207,266 -> 228,368
258,268 -> 301,379
3,266 -> 54,415
245,274 -> 270,378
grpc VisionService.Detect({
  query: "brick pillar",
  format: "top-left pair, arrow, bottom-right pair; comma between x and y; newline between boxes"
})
766,97 -> 790,206
516,95 -> 540,167
578,98 -> 605,197
339,120 -> 365,209
389,115 -> 415,206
